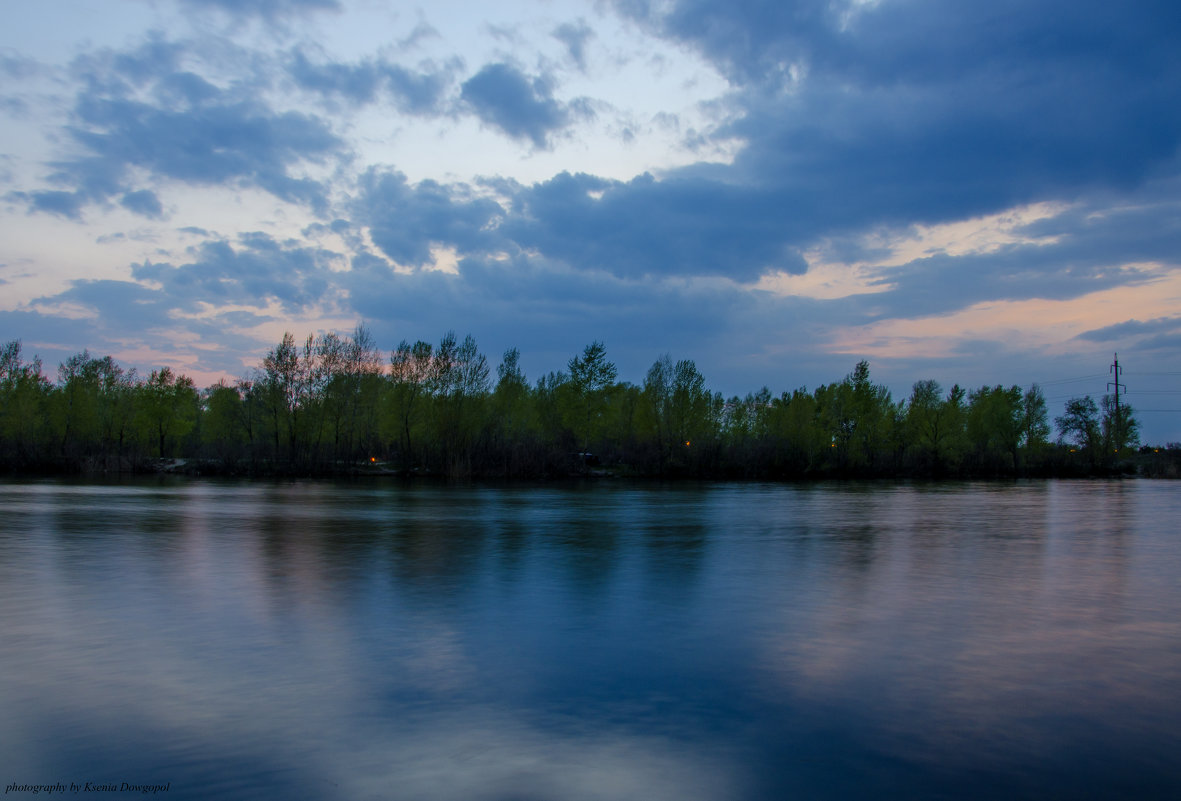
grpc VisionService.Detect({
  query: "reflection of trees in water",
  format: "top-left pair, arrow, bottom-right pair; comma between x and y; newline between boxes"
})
828,523 -> 878,572
548,514 -> 621,602
360,487 -> 492,608
641,521 -> 707,576
9,479 -> 1181,801
239,483 -> 518,609
386,516 -> 489,604
1045,479 -> 1135,623
633,488 -> 710,603
548,488 -> 710,603
752,479 -> 1181,789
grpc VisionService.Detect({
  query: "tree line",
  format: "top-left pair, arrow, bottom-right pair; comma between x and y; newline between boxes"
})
0,327 -> 1161,479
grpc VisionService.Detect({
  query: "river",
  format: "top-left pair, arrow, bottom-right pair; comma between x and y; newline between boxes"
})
1,478 -> 1178,799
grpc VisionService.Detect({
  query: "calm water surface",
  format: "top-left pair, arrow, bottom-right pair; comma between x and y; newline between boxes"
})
1,479 -> 1179,800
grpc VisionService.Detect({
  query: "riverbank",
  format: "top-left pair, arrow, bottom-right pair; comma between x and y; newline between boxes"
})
4,447 -> 1178,481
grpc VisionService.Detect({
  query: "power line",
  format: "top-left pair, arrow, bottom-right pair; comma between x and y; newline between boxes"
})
1044,391 -> 1106,400
1037,374 -> 1108,385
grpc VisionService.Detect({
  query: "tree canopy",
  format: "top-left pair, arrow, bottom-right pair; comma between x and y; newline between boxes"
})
0,329 -> 1157,479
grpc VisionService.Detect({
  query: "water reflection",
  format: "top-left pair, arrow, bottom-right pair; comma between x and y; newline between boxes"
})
1,479 -> 1179,800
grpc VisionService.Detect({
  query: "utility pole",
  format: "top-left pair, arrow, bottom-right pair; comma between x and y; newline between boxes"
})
1108,353 -> 1126,451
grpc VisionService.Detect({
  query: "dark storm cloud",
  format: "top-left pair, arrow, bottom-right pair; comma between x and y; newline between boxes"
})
620,0 -> 1181,101
348,161 -> 1180,295
460,63 -> 578,148
337,0 -> 1181,295
19,38 -> 343,219
287,51 -> 453,113
350,167 -> 807,280
1013,191 -> 1181,267
502,171 -> 808,280
598,0 -> 1181,273
353,169 -> 504,267
345,4 -> 1181,309
1134,332 -> 1181,352
132,232 -> 338,313
67,94 -> 338,207
861,247 -> 1147,322
50,279 -> 178,331
1077,316 -> 1181,343
852,193 -> 1181,320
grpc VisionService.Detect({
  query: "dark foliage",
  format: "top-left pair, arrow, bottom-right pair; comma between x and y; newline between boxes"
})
0,330 -> 1159,479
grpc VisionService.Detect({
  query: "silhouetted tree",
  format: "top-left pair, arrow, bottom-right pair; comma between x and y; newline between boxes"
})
386,339 -> 433,467
568,341 -> 617,456
966,385 -> 1023,473
1056,396 -> 1102,466
138,367 -> 198,457
1021,384 -> 1050,468
0,341 -> 51,467
1101,394 -> 1140,454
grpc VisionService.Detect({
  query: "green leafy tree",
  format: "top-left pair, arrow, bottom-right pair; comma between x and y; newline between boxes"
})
642,355 -> 674,464
965,385 -> 1024,473
643,355 -> 713,469
346,324 -> 387,462
202,380 -> 245,464
1055,396 -> 1102,465
721,387 -> 772,475
816,362 -> 893,473
51,351 -> 101,460
260,333 -> 305,461
236,377 -> 269,467
901,382 -> 968,474
50,351 -> 135,467
847,361 -> 894,471
669,361 -> 710,445
645,358 -> 715,472
0,341 -> 51,466
316,324 -> 384,464
647,356 -> 708,470
567,341 -> 617,456
1021,384 -> 1050,465
1101,394 -> 1140,454
493,347 -> 529,427
386,339 -> 434,466
431,332 -> 490,474
534,370 -> 574,453
603,380 -> 644,468
906,379 -> 957,473
767,388 -> 824,474
490,347 -> 541,474
137,367 -> 198,457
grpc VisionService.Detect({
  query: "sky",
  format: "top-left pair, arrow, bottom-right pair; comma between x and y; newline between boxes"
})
2,0 -> 1180,443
